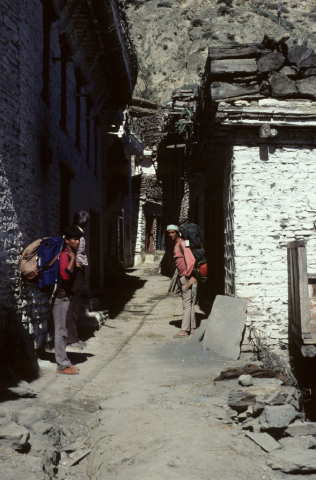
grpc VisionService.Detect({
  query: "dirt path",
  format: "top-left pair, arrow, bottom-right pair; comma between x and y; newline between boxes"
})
2,266 -> 312,479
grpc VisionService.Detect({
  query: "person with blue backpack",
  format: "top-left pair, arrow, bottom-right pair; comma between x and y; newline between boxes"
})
52,225 -> 82,375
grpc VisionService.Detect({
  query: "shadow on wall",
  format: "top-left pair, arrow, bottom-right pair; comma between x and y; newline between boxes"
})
0,156 -> 52,379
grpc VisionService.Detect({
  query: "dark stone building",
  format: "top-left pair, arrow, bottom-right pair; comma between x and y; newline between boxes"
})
0,0 -> 137,358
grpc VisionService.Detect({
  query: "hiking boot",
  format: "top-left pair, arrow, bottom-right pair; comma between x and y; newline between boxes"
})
56,366 -> 79,375
67,343 -> 84,350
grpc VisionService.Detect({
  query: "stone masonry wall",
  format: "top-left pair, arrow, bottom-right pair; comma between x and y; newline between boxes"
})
0,1 -> 106,351
232,145 -> 316,352
223,154 -> 235,297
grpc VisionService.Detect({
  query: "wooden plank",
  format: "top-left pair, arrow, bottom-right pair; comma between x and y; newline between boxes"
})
298,246 -> 311,334
287,239 -> 306,249
211,59 -> 257,75
208,44 -> 259,60
290,249 -> 301,335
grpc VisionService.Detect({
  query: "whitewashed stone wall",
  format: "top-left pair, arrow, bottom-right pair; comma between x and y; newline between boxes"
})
223,156 -> 235,296
232,145 -> 316,352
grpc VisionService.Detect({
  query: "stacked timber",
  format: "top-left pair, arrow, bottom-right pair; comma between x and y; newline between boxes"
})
207,35 -> 316,102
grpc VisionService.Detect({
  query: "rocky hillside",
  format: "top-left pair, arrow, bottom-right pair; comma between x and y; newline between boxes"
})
125,0 -> 316,103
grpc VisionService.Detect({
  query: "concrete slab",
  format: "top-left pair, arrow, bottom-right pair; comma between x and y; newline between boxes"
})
202,295 -> 247,359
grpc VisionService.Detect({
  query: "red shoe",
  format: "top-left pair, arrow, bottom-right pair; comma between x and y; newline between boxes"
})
56,366 -> 79,375
70,364 -> 80,371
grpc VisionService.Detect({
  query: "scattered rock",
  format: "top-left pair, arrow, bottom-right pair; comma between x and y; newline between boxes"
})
253,386 -> 300,416
68,448 -> 91,466
285,420 -> 316,437
228,386 -> 299,413
269,72 -> 297,97
239,374 -> 253,387
279,66 -> 297,78
203,295 -> 247,359
287,45 -> 309,68
60,442 -> 82,452
257,52 -> 285,74
0,406 -> 12,423
259,405 -> 298,431
279,435 -> 316,450
296,77 -> 316,100
246,432 -> 282,453
241,418 -> 261,433
0,421 -> 30,450
300,49 -> 316,70
294,36 -> 308,47
302,67 -> 316,78
268,450 -> 316,473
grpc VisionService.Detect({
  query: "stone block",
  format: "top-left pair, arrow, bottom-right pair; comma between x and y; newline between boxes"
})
259,405 -> 298,430
211,58 -> 257,75
210,82 -> 260,101
269,72 -> 297,97
257,52 -> 285,73
302,67 -> 316,78
246,432 -> 281,452
279,435 -> 316,450
203,294 -> 247,359
254,386 -> 300,414
238,374 -> 253,387
287,45 -> 309,68
0,406 -> 12,424
279,66 -> 298,78
296,77 -> 316,100
228,385 -> 281,412
285,420 -> 316,436
0,421 -> 30,450
268,450 -> 316,473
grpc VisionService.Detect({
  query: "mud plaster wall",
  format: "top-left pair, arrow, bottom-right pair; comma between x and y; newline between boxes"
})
232,145 -> 316,352
0,1 -> 105,350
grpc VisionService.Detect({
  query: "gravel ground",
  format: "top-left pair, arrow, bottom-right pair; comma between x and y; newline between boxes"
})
2,266 -> 316,480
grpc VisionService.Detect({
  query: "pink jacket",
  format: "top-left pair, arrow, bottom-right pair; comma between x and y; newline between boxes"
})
174,240 -> 195,277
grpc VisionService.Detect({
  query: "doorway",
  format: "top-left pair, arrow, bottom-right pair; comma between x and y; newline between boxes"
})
145,215 -> 154,253
204,177 -> 225,298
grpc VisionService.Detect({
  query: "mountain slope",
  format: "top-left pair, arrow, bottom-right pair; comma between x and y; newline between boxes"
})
126,0 -> 316,103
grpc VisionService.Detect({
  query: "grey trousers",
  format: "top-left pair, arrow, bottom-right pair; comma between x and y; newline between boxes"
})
180,275 -> 196,332
52,297 -> 72,371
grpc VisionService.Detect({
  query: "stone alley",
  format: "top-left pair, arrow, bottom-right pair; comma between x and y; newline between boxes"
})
2,265 -> 316,480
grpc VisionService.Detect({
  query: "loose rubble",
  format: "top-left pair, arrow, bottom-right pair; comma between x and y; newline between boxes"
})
221,369 -> 316,475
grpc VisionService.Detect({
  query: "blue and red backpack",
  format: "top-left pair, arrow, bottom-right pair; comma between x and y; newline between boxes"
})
19,237 -> 65,297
